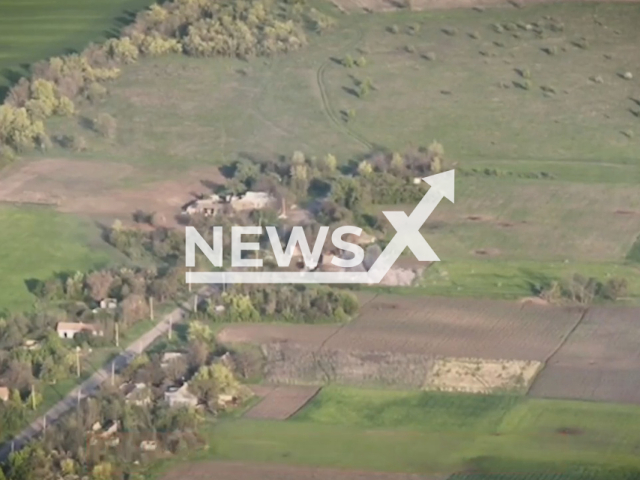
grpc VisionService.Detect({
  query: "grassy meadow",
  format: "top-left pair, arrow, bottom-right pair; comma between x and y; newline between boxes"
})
0,0 -> 154,96
145,386 -> 640,478
0,205 -> 122,311
38,1 -> 640,301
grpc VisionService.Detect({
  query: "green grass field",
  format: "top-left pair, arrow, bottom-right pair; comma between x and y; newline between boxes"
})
0,0 -> 154,95
0,205 -> 122,311
145,386 -> 640,478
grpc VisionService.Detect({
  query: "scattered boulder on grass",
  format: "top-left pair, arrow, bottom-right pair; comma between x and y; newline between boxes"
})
621,72 -> 633,80
590,75 -> 604,84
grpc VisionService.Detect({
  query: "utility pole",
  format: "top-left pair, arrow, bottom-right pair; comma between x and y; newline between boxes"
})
149,296 -> 154,321
115,322 -> 120,348
188,268 -> 192,292
76,347 -> 81,378
193,293 -> 198,313
111,361 -> 115,386
77,388 -> 81,408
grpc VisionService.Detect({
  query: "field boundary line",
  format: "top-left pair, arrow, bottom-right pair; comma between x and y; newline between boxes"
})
285,386 -> 323,419
525,305 -> 590,396
316,292 -> 379,354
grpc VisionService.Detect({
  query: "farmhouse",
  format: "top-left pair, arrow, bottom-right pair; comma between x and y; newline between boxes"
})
56,322 -> 104,339
182,194 -> 224,216
164,383 -> 198,408
161,352 -> 186,368
0,386 -> 9,402
182,191 -> 276,216
230,191 -> 275,211
124,382 -> 152,406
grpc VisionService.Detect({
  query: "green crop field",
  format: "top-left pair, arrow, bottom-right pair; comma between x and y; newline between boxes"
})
0,205 -> 122,311
0,0 -> 154,96
146,387 -> 640,478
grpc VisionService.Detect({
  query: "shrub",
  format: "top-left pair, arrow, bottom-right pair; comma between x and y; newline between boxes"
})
388,25 -> 400,34
0,144 -> 16,164
93,113 -> 117,139
543,46 -> 558,56
503,22 -> 517,32
342,54 -> 354,68
492,23 -> 504,33
84,82 -> 108,103
540,85 -> 556,95
355,56 -> 367,67
518,67 -> 531,79
422,52 -> 436,61
468,31 -> 480,40
442,27 -> 457,36
104,37 -> 140,64
404,44 -> 416,53
572,37 -> 589,49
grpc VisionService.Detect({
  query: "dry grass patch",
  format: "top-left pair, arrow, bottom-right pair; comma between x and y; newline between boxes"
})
425,357 -> 542,393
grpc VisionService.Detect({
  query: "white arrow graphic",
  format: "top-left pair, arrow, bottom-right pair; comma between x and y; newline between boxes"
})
187,170 -> 455,284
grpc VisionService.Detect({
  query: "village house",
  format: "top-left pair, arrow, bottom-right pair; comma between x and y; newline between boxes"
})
124,382 -> 152,406
56,322 -> 104,339
182,191 -> 276,216
182,194 -> 224,216
140,440 -> 157,452
0,386 -> 9,402
161,352 -> 186,369
99,298 -> 118,310
164,383 -> 198,408
23,339 -> 40,350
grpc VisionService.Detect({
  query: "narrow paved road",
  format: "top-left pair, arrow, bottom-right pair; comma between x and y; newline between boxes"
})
0,288 -> 214,461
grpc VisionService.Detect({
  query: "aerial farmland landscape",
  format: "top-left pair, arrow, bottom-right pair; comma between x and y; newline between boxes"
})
0,0 -> 639,479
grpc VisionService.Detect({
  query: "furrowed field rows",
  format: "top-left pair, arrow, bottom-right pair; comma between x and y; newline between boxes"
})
323,296 -> 584,361
529,306 -> 640,403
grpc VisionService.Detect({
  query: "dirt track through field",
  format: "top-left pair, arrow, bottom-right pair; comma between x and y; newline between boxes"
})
160,461 -> 445,480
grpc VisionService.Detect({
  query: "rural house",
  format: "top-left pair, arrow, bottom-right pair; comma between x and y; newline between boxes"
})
99,298 -> 118,309
230,191 -> 275,211
124,383 -> 152,406
182,194 -> 224,216
56,322 -> 104,339
182,191 -> 276,216
164,383 -> 198,408
161,352 -> 186,369
0,386 -> 9,402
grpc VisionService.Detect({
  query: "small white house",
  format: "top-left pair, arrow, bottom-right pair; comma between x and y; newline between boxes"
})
56,322 -> 104,339
124,383 -> 152,406
164,383 -> 198,408
161,352 -> 186,369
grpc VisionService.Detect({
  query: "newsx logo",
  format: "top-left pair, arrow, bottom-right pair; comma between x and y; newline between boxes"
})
185,170 -> 455,285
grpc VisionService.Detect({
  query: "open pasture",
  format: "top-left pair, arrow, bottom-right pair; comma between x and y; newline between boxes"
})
0,204 -> 120,311
47,2 -> 640,170
528,305 -> 640,403
159,461 -> 441,480
154,388 -> 640,478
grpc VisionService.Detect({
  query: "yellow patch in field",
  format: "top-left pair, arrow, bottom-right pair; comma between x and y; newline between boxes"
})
424,357 -> 542,394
